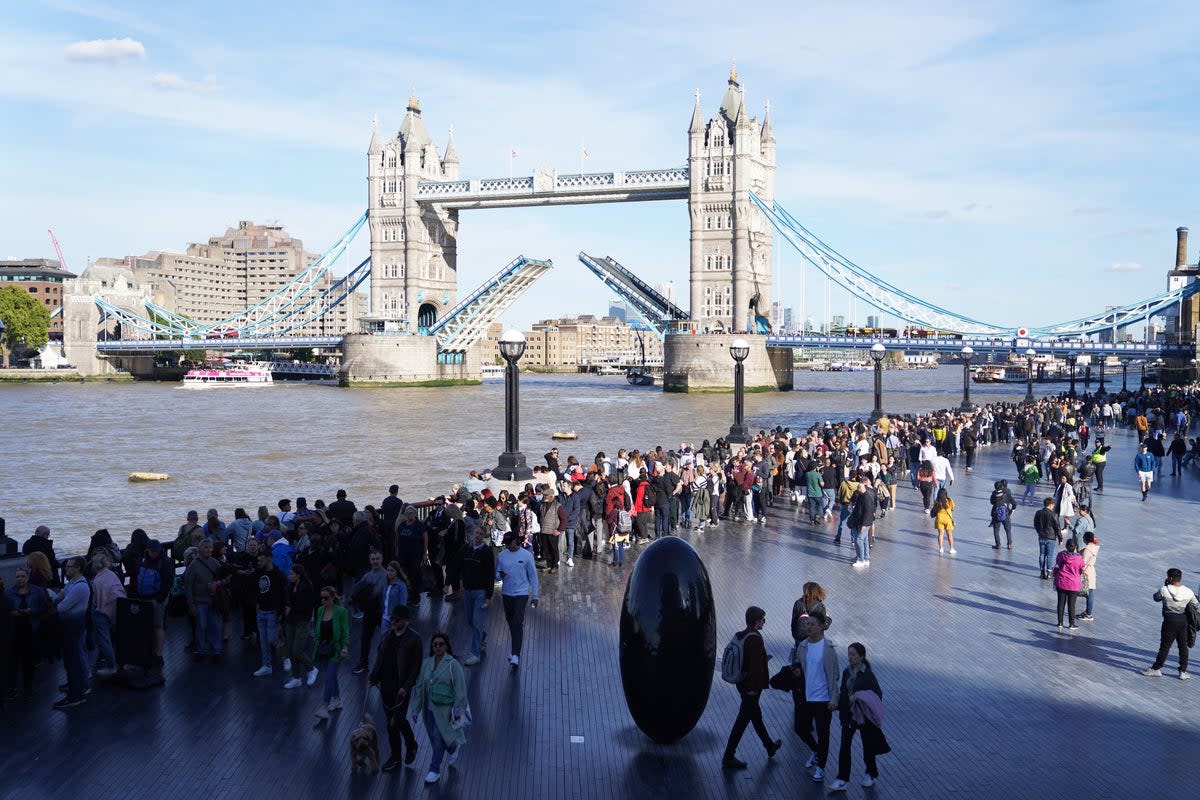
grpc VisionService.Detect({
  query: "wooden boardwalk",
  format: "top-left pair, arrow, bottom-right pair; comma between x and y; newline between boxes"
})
3,425 -> 1198,799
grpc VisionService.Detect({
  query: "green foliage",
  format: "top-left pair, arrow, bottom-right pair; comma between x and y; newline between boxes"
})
291,347 -> 314,363
0,285 -> 51,363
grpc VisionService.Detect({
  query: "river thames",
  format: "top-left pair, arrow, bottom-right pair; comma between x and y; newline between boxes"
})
1,367 -> 1050,552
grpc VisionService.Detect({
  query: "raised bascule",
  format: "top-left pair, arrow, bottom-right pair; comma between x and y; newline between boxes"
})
63,68 -> 1199,387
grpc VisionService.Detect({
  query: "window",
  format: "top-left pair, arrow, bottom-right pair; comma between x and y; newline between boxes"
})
29,286 -> 37,292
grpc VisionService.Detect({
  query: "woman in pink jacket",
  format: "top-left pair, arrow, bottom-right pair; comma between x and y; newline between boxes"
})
1053,539 -> 1085,629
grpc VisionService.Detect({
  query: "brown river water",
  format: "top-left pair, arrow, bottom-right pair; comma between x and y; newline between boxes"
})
0,367 -> 1047,553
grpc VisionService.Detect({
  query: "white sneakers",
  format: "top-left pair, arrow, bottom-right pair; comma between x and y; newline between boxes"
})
306,667 -> 319,686
424,771 -> 441,784
283,658 -> 292,672
949,548 -> 958,555
447,742 -> 463,766
567,558 -> 575,567
463,655 -> 481,666
805,753 -> 817,769
862,774 -> 876,787
509,654 -> 520,667
852,560 -> 865,568
1142,668 -> 1163,677
1181,671 -> 1191,680
828,778 -> 847,791
314,706 -> 330,720
253,666 -> 272,677
812,767 -> 824,782
283,678 -> 302,689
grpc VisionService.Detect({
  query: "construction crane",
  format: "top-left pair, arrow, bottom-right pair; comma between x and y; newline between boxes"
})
47,229 -> 70,272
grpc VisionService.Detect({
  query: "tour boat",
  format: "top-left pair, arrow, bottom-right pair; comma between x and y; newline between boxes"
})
182,364 -> 273,388
481,364 -> 506,380
972,366 -> 1007,384
626,368 -> 655,386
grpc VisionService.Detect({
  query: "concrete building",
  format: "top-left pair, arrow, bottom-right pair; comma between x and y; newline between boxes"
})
688,66 -> 775,333
481,315 -> 664,369
1166,226 -> 1199,344
96,220 -> 359,335
0,259 -> 75,339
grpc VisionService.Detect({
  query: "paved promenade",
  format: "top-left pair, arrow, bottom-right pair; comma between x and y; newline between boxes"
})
3,426 -> 1197,799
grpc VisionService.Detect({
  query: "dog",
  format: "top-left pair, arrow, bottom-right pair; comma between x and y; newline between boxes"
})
349,713 -> 381,774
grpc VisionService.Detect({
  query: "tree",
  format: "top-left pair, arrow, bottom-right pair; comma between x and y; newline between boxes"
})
0,285 -> 51,367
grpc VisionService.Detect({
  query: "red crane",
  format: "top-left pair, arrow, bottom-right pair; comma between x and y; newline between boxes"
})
47,227 -> 69,272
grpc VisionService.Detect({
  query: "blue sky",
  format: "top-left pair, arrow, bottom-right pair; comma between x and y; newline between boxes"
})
1,0 -> 1197,332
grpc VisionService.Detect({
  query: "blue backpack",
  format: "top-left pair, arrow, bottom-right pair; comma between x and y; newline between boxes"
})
993,503 -> 1008,523
137,561 -> 162,598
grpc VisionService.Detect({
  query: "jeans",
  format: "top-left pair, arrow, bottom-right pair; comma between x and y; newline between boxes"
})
612,541 -> 626,565
256,609 -> 279,669
502,594 -> 528,656
1085,588 -> 1095,616
1038,538 -> 1057,574
61,618 -> 89,701
679,495 -> 693,526
563,527 -> 577,558
935,479 -> 948,496
723,691 -> 772,759
358,610 -> 380,668
991,518 -> 1012,547
1022,483 -> 1036,504
807,496 -> 823,521
423,706 -> 456,773
92,610 -> 116,668
319,657 -> 340,704
1172,454 -> 1183,475
822,489 -> 835,517
908,464 -> 919,489
654,507 -> 670,537
195,601 -> 223,656
463,588 -> 488,657
590,516 -> 605,554
836,506 -> 852,539
853,528 -> 870,562
795,699 -> 833,768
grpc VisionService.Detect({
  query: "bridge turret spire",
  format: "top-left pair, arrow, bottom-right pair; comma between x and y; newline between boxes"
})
368,114 -> 382,154
443,125 -> 459,165
689,88 -> 704,134
761,101 -> 775,142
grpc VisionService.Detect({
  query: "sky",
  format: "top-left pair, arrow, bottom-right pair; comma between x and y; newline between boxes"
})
1,0 -> 1198,333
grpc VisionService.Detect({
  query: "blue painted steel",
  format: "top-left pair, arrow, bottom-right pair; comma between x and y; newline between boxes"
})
577,253 -> 688,340
764,333 -> 1181,357
428,256 -> 529,337
96,336 -> 343,353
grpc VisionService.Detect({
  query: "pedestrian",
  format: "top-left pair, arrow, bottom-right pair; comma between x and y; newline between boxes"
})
1078,532 -> 1099,621
458,525 -> 495,666
251,549 -> 287,677
932,488 -> 956,555
721,606 -> 781,770
1033,497 -> 1061,580
1142,568 -> 1199,680
311,586 -> 349,720
848,482 -> 876,568
282,564 -> 318,689
5,567 -> 49,699
1052,540 -> 1085,630
916,461 -> 936,511
1134,443 -> 1156,501
791,613 -> 838,783
368,606 -> 423,770
89,552 -> 125,676
349,550 -> 387,675
183,538 -> 223,663
790,582 -> 831,644
827,642 -> 886,792
495,532 -> 539,668
537,486 -> 566,573
988,480 -> 1016,550
53,556 -> 90,710
1019,458 -> 1040,505
409,632 -> 469,785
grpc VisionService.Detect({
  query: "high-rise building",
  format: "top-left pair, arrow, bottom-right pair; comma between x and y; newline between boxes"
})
866,314 -> 880,329
783,307 -> 794,332
0,259 -> 75,339
608,299 -> 629,323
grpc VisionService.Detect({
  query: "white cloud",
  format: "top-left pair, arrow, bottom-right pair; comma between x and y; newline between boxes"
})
64,37 -> 145,64
1107,262 -> 1144,272
150,72 -> 219,93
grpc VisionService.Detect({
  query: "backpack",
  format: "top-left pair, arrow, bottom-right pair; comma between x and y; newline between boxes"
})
137,561 -> 163,598
617,510 -> 634,535
993,502 -> 1008,522
720,631 -> 759,683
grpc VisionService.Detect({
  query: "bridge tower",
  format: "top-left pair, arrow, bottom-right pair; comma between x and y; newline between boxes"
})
367,94 -> 460,333
687,67 -> 776,333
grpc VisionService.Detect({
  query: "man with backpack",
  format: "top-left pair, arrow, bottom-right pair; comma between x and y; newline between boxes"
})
989,480 -> 1017,550
136,540 -> 176,667
721,606 -> 781,770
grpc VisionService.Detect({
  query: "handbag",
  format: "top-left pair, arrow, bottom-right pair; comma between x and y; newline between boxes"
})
1076,573 -> 1089,598
429,681 -> 456,706
768,665 -> 797,692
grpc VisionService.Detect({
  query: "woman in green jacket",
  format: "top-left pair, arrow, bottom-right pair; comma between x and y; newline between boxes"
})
311,586 -> 350,720
409,631 -> 469,785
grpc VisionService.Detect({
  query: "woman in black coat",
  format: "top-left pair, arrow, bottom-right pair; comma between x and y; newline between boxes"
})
828,641 -> 885,791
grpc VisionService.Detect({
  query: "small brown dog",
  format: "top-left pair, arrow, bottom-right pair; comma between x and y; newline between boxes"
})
350,713 -> 381,774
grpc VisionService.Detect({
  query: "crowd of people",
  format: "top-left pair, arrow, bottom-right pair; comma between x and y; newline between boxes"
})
0,381 -> 1197,786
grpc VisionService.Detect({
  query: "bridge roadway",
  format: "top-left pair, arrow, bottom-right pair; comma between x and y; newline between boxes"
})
3,426 -> 1194,800
415,167 -> 689,209
95,336 -> 344,353
765,334 -> 1191,358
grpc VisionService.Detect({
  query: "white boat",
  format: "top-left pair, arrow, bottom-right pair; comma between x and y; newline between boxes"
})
481,364 -> 506,380
182,364 -> 273,388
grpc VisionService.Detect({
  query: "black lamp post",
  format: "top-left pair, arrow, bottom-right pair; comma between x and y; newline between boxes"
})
1024,348 -> 1036,404
1154,358 -> 1165,386
958,345 -> 974,412
727,337 -> 750,444
1096,357 -> 1106,395
1066,350 -> 1078,397
1121,360 -> 1128,392
1140,360 -> 1146,389
0,318 -> 6,369
869,342 -> 886,421
493,329 -> 532,481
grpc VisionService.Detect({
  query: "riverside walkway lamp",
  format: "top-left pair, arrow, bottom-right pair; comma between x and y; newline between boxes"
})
1067,351 -> 1078,397
1024,349 -> 1036,404
727,338 -> 750,445
1154,357 -> 1164,386
869,343 -> 886,421
493,329 -> 532,481
1096,357 -> 1107,395
1121,360 -> 1128,392
958,346 -> 975,412
1140,360 -> 1147,389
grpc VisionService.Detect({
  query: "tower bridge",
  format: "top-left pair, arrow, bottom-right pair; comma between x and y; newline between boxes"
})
62,68 -> 1198,386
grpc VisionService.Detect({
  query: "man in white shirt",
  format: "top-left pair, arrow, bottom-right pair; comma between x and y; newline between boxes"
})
917,438 -> 938,465
1143,568 -> 1199,679
791,614 -> 840,783
932,454 -> 955,495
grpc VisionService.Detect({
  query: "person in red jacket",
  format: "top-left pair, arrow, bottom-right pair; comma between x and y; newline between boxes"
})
722,606 -> 782,769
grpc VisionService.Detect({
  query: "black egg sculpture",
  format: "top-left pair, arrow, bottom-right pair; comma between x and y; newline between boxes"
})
619,536 -> 716,743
